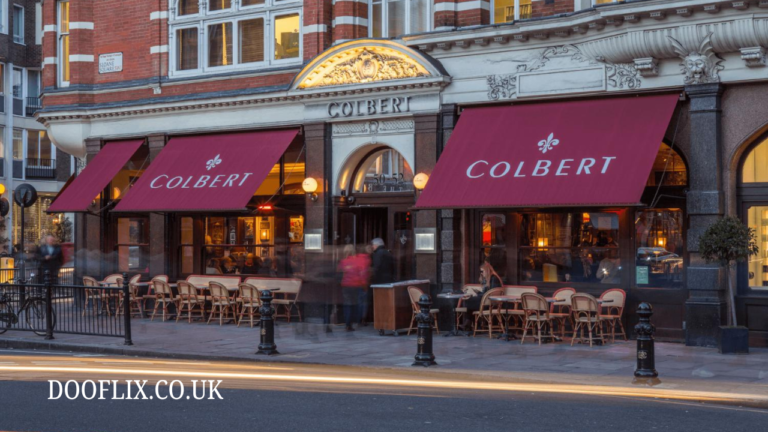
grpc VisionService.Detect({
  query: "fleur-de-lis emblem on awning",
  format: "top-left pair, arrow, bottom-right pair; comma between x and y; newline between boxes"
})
537,133 -> 559,154
206,154 -> 222,170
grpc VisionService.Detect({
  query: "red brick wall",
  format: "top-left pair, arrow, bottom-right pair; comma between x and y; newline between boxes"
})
303,0 -> 332,60
530,0 -> 574,19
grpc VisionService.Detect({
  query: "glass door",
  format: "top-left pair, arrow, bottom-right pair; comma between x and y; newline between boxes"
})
745,204 -> 768,292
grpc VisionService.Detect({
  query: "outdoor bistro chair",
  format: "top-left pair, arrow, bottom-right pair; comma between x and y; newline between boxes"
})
208,282 -> 237,326
520,292 -> 556,345
497,286 -> 537,333
176,280 -> 207,323
244,277 -> 302,322
117,274 -> 144,318
100,273 -> 123,314
570,293 -> 604,347
549,287 -> 576,337
406,286 -> 439,336
598,288 -> 627,343
143,275 -> 169,311
237,283 -> 262,328
82,276 -> 109,316
473,287 -> 505,339
150,279 -> 175,322
455,284 -> 483,332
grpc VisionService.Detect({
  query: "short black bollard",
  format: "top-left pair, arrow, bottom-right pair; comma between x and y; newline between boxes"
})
44,270 -> 54,340
122,272 -> 133,346
634,302 -> 657,378
256,289 -> 279,355
413,294 -> 437,367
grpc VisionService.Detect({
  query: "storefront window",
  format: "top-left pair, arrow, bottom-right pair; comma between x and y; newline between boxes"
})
481,214 -> 507,281
520,211 -> 621,284
747,206 -> 768,291
742,136 -> 768,183
647,143 -> 687,186
635,209 -> 684,288
180,217 -> 194,275
116,217 -> 149,273
13,194 -> 61,251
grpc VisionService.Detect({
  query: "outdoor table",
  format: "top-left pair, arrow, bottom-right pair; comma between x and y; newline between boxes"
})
436,292 -> 467,337
489,296 -> 559,342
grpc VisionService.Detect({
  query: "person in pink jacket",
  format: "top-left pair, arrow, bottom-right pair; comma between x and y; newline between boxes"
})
337,245 -> 371,331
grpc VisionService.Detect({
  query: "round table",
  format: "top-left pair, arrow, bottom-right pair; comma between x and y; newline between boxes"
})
436,292 -> 468,337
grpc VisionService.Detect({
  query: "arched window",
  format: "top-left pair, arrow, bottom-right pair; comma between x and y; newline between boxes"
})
350,147 -> 414,194
741,136 -> 768,183
646,143 -> 687,187
740,135 -> 768,291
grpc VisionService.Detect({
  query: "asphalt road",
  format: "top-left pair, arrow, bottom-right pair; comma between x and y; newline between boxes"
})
0,350 -> 765,432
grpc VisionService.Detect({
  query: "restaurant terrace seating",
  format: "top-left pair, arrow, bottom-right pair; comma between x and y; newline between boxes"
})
520,292 -> 555,345
237,283 -> 262,328
406,286 -> 439,336
473,288 -> 505,339
549,287 -> 576,337
497,286 -> 537,331
176,280 -> 207,323
571,293 -> 604,347
117,274 -> 143,317
208,282 -> 238,326
143,275 -> 169,311
187,275 -> 241,292
151,279 -> 175,322
82,276 -> 107,316
244,277 -> 302,322
455,284 -> 483,332
599,288 -> 627,342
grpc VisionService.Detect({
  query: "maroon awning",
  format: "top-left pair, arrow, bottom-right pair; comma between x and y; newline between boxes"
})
114,129 -> 298,212
48,140 -> 145,212
414,94 -> 678,209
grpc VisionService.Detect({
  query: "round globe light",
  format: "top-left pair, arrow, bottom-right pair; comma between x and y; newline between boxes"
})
0,184 -> 5,195
302,177 -> 318,193
413,173 -> 429,190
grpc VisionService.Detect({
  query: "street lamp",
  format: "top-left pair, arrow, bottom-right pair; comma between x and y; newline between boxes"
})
302,177 -> 318,201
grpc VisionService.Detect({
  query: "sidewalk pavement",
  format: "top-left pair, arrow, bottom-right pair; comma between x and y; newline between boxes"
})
3,318 -> 768,401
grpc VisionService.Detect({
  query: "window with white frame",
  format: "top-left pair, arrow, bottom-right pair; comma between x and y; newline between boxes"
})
27,130 -> 54,167
0,0 -> 7,34
369,0 -> 430,38
492,0 -> 532,23
0,63 -> 4,97
12,67 -> 22,101
170,0 -> 302,76
58,0 -> 70,87
12,4 -> 23,43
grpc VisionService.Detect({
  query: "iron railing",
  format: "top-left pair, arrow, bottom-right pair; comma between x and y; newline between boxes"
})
25,97 -> 41,117
25,159 -> 56,180
0,271 -> 130,342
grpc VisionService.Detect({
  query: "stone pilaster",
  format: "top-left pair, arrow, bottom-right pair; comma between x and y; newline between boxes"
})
147,134 -> 168,278
438,105 -> 460,293
684,83 -> 726,347
414,115 -> 440,287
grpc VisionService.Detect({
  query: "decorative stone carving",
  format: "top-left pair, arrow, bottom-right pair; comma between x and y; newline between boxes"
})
668,33 -> 725,85
633,57 -> 659,77
297,48 -> 429,89
741,47 -> 766,67
605,63 -> 642,89
332,119 -> 415,137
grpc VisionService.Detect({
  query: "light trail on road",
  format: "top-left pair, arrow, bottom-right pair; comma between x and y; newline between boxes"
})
0,352 -> 766,408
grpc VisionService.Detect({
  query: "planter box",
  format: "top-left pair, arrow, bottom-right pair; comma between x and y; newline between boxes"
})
718,326 -> 749,354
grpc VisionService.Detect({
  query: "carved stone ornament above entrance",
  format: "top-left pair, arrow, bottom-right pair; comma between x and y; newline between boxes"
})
668,33 -> 725,85
291,40 -> 445,90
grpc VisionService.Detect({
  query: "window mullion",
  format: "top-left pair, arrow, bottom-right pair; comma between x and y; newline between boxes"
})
514,0 -> 520,21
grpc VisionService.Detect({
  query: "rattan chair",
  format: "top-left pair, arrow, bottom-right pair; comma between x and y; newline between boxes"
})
117,274 -> 144,317
176,280 -> 206,323
208,282 -> 237,326
598,289 -> 627,342
520,292 -> 556,345
407,286 -> 440,335
143,275 -> 169,311
237,283 -> 262,328
571,293 -> 604,347
455,285 -> 483,332
82,276 -> 107,316
549,287 -> 576,337
473,288 -> 505,338
150,279 -> 175,322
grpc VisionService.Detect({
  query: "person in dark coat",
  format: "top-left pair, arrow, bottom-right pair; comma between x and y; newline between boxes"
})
36,235 -> 63,283
370,238 -> 394,285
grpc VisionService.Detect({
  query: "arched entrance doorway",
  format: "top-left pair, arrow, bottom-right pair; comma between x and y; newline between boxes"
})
737,132 -> 768,344
336,145 -> 416,282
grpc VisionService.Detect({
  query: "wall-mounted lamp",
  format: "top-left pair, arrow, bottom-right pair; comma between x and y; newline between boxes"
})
413,173 -> 429,191
260,220 -> 271,243
302,177 -> 319,201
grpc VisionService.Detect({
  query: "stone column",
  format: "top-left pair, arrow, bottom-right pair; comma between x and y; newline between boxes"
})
303,123 -> 334,321
414,114 -> 439,286
438,105 -> 460,293
74,138 -> 104,281
684,83 -> 726,347
147,134 -> 168,278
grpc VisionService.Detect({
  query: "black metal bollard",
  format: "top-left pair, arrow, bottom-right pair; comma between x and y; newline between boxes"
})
256,289 -> 279,355
122,272 -> 133,346
413,294 -> 437,367
634,302 -> 657,378
44,270 -> 54,340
